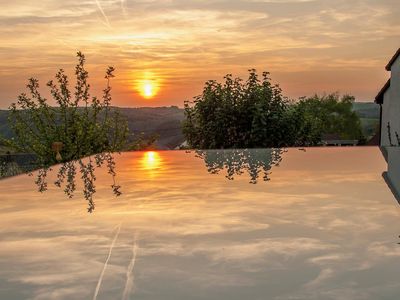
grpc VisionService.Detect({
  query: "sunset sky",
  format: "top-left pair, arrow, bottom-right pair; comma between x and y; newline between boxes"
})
0,0 -> 399,108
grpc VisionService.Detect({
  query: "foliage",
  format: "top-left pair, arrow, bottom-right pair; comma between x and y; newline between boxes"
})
0,160 -> 21,179
1,106 -> 188,151
0,153 -> 37,179
5,52 -> 128,166
127,132 -> 159,150
183,70 -> 322,149
183,70 -> 365,149
296,93 -> 364,141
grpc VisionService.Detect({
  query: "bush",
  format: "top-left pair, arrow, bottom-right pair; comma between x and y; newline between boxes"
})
296,93 -> 364,141
183,69 -> 321,149
5,52 -> 128,166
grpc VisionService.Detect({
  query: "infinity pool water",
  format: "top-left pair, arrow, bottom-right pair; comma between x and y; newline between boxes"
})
0,148 -> 399,299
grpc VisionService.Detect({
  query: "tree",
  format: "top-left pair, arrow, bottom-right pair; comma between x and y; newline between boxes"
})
4,52 -> 128,167
0,52 -> 129,212
296,93 -> 364,141
183,69 -> 321,149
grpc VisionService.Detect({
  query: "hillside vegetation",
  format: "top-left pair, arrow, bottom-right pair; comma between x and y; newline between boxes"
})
0,102 -> 379,151
0,106 -> 186,150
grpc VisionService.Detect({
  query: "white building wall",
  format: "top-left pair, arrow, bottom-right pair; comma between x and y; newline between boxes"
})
381,91 -> 391,145
381,55 -> 400,146
387,147 -> 400,197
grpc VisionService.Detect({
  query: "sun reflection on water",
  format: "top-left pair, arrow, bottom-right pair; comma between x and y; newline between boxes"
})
141,151 -> 163,175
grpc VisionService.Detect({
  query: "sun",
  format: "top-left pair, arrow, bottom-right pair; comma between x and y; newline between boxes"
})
143,82 -> 154,98
136,72 -> 161,99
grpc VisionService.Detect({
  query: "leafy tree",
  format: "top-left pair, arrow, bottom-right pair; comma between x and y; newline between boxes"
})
183,69 -> 321,149
4,52 -> 128,167
296,93 -> 364,141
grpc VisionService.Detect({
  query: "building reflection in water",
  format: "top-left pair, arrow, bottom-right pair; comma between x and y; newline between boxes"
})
34,152 -> 122,213
381,147 -> 400,204
194,148 -> 285,184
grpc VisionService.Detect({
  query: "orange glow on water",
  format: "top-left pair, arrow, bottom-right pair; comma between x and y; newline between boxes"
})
141,151 -> 162,173
0,148 -> 397,299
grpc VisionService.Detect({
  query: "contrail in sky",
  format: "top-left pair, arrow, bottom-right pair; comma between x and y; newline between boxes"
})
95,0 -> 111,28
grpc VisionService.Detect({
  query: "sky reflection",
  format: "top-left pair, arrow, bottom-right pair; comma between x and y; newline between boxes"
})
0,148 -> 399,299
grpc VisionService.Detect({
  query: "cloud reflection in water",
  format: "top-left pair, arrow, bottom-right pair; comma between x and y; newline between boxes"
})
0,148 -> 399,299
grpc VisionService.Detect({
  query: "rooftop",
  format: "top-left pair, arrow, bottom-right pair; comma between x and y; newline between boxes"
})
375,79 -> 390,104
386,48 -> 400,71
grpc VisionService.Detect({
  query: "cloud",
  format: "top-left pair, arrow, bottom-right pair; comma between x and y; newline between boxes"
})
0,0 -> 399,107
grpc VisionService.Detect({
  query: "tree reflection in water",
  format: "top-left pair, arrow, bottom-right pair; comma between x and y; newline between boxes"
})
194,148 -> 285,184
33,152 -> 121,213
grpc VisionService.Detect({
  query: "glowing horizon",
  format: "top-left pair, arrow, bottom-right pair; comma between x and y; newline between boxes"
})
0,0 -> 399,108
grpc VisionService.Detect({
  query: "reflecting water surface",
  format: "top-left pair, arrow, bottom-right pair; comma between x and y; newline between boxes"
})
0,154 -> 37,179
194,148 -> 284,183
34,152 -> 122,213
139,151 -> 164,177
0,148 -> 399,300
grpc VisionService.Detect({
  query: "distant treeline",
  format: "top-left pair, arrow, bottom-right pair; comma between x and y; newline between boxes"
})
0,102 -> 379,151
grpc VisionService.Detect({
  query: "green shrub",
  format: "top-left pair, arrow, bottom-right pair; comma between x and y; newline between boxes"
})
183,70 -> 321,148
5,52 -> 128,166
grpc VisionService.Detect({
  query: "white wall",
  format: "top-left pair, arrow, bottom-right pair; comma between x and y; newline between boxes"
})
381,55 -> 400,146
387,147 -> 400,198
381,90 -> 391,145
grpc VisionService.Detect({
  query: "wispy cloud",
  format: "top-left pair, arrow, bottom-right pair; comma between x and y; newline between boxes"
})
0,0 -> 399,107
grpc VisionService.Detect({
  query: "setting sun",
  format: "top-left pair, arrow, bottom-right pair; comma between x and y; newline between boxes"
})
143,82 -> 155,98
136,72 -> 161,99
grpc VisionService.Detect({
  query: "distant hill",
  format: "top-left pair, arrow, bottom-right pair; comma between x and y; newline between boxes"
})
0,106 -> 186,150
352,102 -> 380,119
0,110 -> 12,139
352,102 -> 380,139
117,106 -> 185,149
